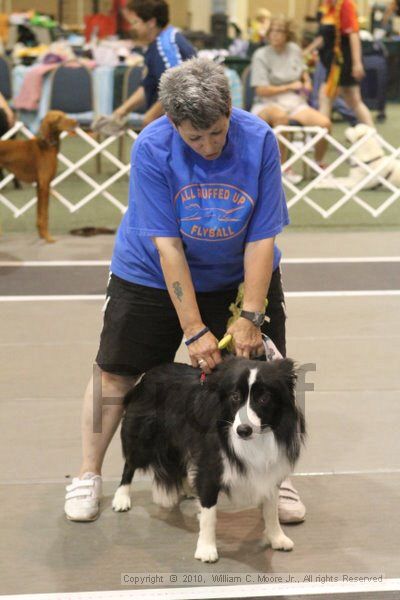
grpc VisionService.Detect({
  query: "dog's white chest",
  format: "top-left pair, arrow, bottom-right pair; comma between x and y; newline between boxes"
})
221,431 -> 289,505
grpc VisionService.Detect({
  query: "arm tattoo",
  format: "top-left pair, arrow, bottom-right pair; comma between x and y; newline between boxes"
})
172,281 -> 183,302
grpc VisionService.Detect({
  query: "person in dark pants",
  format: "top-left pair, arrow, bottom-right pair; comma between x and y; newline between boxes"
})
64,58 -> 305,525
317,0 -> 374,127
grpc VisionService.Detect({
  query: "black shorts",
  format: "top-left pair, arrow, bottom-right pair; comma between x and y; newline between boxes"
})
321,35 -> 358,88
95,268 -> 287,376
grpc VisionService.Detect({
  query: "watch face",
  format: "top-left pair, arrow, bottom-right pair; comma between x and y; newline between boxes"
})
253,314 -> 265,327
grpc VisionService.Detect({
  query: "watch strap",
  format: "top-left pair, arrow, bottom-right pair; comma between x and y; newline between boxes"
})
240,310 -> 265,327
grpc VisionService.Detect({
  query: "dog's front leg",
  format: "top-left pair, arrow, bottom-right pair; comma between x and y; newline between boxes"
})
195,503 -> 218,563
262,486 -> 294,551
37,181 -> 55,243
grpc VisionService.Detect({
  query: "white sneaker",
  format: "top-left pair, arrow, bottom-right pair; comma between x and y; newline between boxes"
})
278,478 -> 306,524
283,167 -> 303,185
64,472 -> 102,521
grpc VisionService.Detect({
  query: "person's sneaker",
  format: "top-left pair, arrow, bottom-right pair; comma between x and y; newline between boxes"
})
64,472 -> 102,522
278,478 -> 306,524
283,167 -> 303,185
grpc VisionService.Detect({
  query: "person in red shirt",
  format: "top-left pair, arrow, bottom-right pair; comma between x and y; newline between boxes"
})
316,0 -> 374,127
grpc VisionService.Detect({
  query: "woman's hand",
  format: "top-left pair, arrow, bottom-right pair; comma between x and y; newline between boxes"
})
227,317 -> 264,359
352,62 -> 365,81
288,80 -> 303,93
186,329 -> 221,373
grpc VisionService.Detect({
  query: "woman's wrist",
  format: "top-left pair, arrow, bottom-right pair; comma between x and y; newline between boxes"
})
183,322 -> 206,339
184,326 -> 210,347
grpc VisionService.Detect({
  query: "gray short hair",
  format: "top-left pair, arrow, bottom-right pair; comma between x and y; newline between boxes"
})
158,58 -> 231,129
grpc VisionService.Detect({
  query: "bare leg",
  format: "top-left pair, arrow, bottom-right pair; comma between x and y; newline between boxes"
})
262,487 -> 294,551
80,369 -> 137,476
294,106 -> 332,163
318,83 -> 334,120
257,105 -> 290,163
340,86 -> 375,128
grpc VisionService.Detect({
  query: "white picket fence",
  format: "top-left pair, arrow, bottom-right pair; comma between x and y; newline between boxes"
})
276,125 -> 400,219
0,123 -> 399,221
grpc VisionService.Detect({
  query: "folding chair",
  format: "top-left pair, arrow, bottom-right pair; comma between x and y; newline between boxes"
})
118,64 -> 146,161
49,63 -> 95,126
48,63 -> 100,171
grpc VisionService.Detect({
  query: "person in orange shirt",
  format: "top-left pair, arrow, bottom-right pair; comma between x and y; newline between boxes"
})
316,0 -> 374,127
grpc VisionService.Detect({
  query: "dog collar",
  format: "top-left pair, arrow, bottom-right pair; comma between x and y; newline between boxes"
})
200,372 -> 207,385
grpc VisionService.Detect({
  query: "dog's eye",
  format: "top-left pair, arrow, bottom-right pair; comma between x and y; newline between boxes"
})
229,392 -> 241,404
258,393 -> 271,406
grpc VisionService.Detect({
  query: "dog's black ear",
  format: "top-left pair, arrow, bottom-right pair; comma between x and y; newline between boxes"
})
203,357 -> 235,393
278,359 -> 306,438
274,358 -> 297,393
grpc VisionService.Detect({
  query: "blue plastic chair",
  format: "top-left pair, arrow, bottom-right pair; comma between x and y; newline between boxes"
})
49,63 -> 95,127
123,64 -> 146,127
118,64 -> 146,160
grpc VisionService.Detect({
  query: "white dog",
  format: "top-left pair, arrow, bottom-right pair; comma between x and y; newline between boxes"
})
316,124 -> 400,190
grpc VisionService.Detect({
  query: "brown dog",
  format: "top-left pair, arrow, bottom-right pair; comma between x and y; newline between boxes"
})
0,110 -> 77,242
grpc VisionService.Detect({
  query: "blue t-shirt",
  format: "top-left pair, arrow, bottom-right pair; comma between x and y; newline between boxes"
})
142,26 -> 196,109
111,108 -> 289,292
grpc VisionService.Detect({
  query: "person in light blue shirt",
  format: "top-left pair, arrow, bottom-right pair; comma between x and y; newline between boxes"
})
65,58 -> 305,526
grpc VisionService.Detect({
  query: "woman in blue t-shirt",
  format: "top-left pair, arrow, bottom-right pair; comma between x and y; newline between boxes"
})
65,58 -> 305,526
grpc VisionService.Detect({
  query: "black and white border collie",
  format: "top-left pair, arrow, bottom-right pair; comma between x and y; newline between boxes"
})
112,357 -> 305,562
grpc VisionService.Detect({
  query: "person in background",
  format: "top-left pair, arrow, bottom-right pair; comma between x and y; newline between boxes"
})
249,8 -> 271,47
383,0 -> 400,27
0,91 -> 15,136
112,0 -> 196,127
250,16 -> 331,178
64,57 -> 305,526
316,0 -> 374,128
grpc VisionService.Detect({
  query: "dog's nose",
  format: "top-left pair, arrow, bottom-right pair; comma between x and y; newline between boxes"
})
236,424 -> 252,438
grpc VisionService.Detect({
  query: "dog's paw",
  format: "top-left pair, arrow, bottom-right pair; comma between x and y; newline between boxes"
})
262,532 -> 294,552
195,543 -> 219,563
112,486 -> 131,512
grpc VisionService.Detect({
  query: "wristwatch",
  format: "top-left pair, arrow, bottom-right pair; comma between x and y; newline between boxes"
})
240,310 -> 265,327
